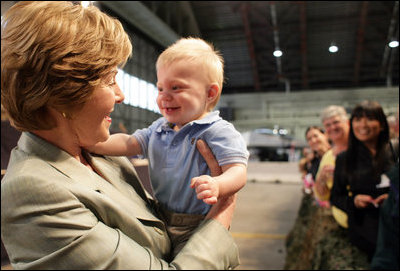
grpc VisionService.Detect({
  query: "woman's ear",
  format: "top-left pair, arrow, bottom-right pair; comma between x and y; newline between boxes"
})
207,83 -> 220,102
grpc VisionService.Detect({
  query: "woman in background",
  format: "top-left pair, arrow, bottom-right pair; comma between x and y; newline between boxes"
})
330,100 -> 397,259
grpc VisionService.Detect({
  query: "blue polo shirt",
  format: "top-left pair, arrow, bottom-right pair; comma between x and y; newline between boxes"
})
133,111 -> 249,215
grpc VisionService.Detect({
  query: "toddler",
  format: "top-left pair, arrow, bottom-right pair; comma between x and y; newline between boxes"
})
90,37 -> 249,256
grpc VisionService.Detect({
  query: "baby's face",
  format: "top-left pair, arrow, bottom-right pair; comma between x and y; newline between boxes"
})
156,60 -> 211,129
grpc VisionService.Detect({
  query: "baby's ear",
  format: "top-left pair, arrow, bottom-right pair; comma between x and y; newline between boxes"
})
207,83 -> 220,102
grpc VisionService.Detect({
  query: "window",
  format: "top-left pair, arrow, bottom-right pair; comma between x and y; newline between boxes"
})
117,69 -> 160,113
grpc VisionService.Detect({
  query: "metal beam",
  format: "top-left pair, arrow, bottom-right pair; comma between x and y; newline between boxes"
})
270,1 -> 290,93
179,1 -> 201,37
100,1 -> 180,48
298,1 -> 309,89
240,3 -> 261,92
380,1 -> 399,86
353,1 -> 368,85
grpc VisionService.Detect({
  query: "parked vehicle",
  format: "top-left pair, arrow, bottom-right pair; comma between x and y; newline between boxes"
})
242,128 -> 307,161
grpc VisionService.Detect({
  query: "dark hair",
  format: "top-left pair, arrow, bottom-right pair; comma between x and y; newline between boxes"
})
305,126 -> 325,138
345,100 -> 390,178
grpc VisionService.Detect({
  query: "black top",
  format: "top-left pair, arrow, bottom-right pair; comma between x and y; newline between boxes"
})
308,156 -> 321,181
371,162 -> 399,269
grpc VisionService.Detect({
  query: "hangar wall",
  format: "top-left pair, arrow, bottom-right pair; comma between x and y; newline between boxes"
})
217,86 -> 399,141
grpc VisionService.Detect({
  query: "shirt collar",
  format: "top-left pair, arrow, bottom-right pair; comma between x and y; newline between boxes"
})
156,110 -> 221,133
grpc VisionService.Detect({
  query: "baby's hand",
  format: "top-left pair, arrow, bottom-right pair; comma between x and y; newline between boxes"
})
190,175 -> 219,205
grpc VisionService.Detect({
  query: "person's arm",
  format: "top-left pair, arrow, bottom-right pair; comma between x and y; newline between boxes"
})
1,168 -> 238,270
314,164 -> 334,201
1,141 -> 238,270
190,163 -> 247,205
88,133 -> 142,156
195,139 -> 238,229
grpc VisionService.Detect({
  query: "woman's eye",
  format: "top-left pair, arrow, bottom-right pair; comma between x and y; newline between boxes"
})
109,79 -> 116,86
172,85 -> 180,90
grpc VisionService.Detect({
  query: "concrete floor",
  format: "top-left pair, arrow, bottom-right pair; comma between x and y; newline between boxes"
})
230,161 -> 303,270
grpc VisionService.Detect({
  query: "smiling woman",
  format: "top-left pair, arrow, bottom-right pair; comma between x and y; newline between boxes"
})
330,100 -> 396,260
59,66 -> 124,149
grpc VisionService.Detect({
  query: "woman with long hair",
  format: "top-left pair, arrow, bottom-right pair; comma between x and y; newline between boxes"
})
330,100 -> 397,260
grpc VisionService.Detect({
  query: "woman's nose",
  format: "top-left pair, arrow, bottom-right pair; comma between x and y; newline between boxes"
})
115,84 -> 125,104
357,117 -> 368,126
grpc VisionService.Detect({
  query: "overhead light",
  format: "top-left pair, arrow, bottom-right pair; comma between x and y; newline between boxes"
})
389,40 -> 399,48
273,49 -> 283,57
329,43 -> 339,53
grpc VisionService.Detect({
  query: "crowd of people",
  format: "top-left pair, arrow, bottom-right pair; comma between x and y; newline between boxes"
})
299,102 -> 399,269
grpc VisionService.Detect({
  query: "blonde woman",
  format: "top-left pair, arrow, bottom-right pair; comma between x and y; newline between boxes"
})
313,105 -> 350,226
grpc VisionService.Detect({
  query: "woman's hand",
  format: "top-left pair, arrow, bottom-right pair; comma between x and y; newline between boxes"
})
354,194 -> 374,208
196,139 -> 235,229
205,194 -> 237,229
372,193 -> 388,206
354,193 -> 388,208
196,139 -> 222,177
315,165 -> 334,197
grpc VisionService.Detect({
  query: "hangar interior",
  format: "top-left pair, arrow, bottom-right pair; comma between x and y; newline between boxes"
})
1,1 -> 399,142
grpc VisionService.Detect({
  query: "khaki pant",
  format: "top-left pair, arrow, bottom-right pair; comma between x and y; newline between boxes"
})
158,204 -> 206,258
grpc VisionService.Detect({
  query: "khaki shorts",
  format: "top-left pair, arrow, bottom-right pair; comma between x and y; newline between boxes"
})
158,204 -> 206,258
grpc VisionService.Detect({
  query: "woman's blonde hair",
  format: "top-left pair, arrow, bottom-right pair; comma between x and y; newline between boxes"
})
156,37 -> 224,110
1,1 -> 132,131
321,105 -> 348,123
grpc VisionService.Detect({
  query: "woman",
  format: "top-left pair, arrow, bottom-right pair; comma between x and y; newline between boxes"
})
1,2 -> 239,269
330,100 -> 397,259
302,126 -> 331,194
313,105 -> 349,225
304,126 -> 331,181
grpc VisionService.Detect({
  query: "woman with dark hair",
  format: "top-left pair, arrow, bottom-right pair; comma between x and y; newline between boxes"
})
330,100 -> 397,260
304,126 -> 331,180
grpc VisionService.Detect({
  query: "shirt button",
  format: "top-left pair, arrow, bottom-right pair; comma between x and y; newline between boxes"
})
153,227 -> 164,235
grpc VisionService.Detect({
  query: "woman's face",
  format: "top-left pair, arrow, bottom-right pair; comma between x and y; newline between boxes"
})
322,115 -> 349,143
352,116 -> 382,145
306,128 -> 328,152
68,68 -> 124,147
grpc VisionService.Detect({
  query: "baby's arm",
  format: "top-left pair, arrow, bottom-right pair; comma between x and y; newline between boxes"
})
190,163 -> 247,205
88,133 -> 142,156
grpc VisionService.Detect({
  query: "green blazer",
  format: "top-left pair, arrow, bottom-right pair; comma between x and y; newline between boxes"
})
1,132 -> 239,269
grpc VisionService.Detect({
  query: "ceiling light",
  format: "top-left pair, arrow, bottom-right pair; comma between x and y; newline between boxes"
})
389,40 -> 399,48
329,44 -> 339,53
273,50 -> 283,57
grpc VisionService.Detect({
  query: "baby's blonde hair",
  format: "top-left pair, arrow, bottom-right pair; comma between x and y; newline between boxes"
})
156,37 -> 224,110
